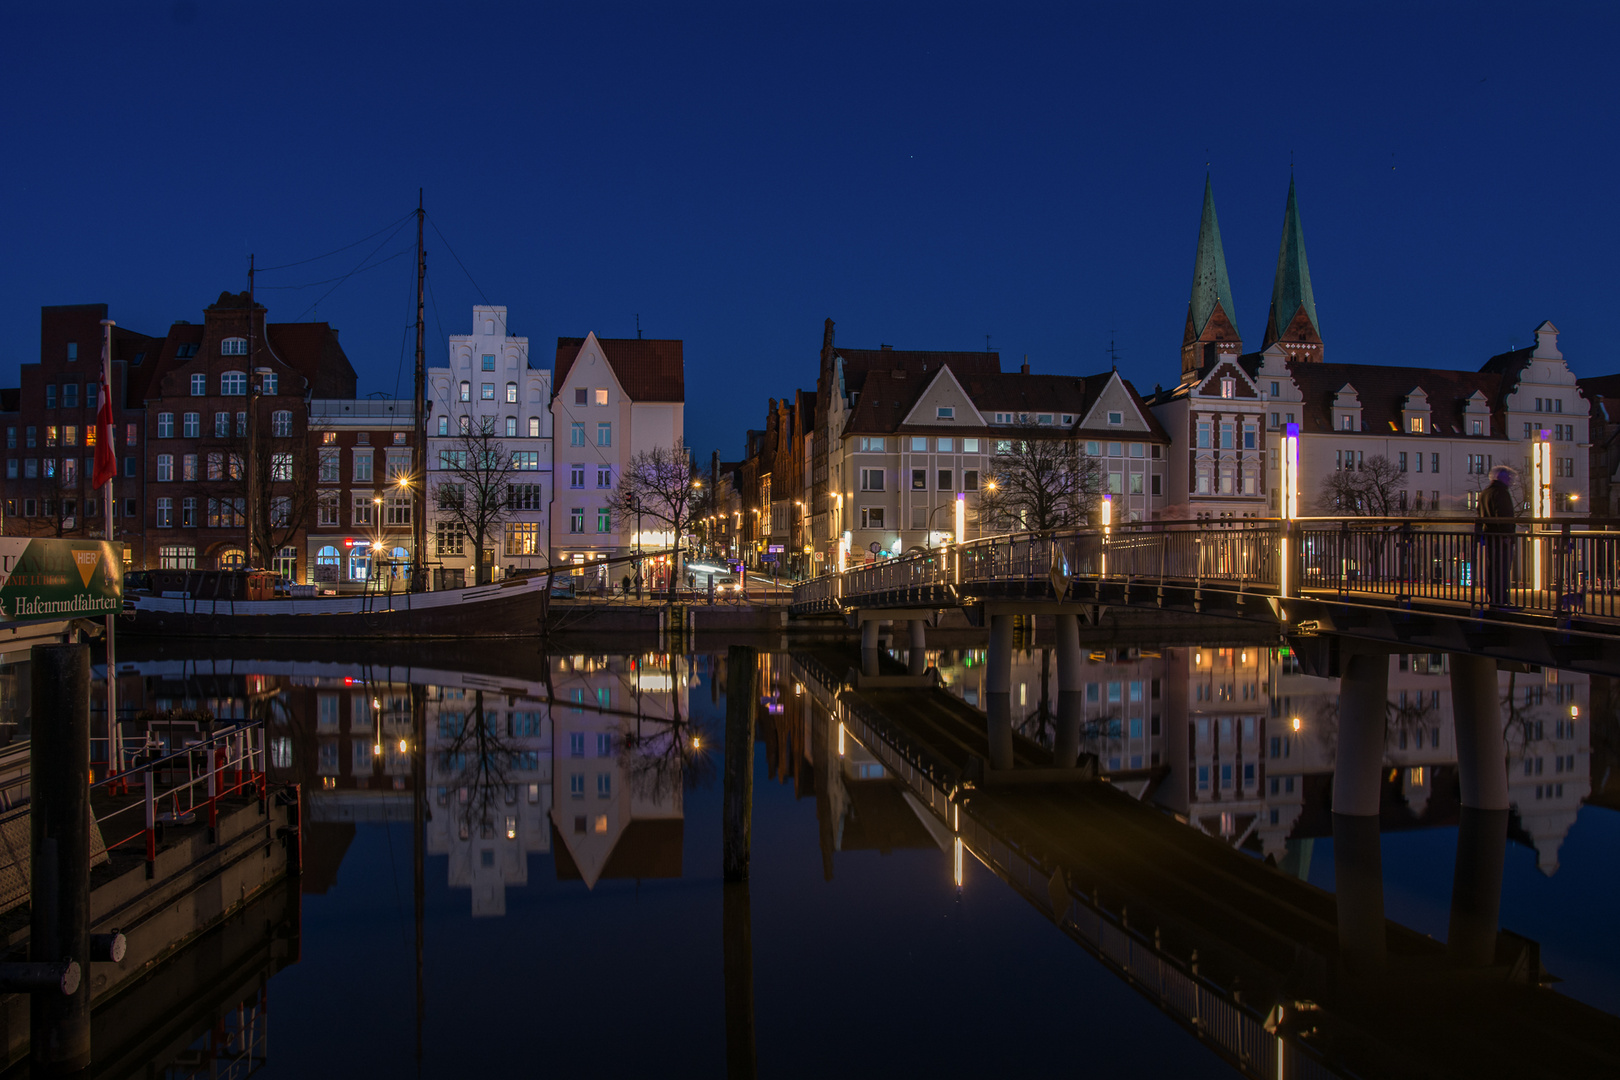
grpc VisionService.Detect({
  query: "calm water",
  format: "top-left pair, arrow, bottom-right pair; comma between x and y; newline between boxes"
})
79,634 -> 1620,1076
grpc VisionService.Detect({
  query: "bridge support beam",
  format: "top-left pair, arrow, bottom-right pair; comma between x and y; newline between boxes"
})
1332,648 -> 1390,975
860,618 -> 880,677
1053,614 -> 1084,768
1447,807 -> 1509,967
1449,654 -> 1509,812
985,614 -> 1015,770
908,619 -> 927,676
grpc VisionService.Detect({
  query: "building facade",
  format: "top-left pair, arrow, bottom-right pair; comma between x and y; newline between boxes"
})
425,307 -> 551,588
305,398 -> 417,591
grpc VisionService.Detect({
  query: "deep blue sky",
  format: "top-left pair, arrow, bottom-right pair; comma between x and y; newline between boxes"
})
3,3 -> 1615,460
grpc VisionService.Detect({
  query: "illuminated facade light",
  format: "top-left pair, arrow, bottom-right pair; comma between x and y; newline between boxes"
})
954,492 -> 966,547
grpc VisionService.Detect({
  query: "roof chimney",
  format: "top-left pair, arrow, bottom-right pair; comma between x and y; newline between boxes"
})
880,343 -> 892,350
1020,354 -> 1030,375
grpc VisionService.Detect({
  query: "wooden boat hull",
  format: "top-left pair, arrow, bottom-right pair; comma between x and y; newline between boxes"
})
122,576 -> 548,639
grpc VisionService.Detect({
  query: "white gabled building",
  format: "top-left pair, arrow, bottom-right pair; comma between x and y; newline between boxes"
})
549,333 -> 684,586
425,306 -> 551,588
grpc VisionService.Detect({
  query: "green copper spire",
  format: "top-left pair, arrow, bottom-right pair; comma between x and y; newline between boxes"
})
1186,175 -> 1238,342
1263,176 -> 1321,351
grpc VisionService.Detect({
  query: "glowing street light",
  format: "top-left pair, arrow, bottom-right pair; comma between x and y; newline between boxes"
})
1279,422 -> 1300,599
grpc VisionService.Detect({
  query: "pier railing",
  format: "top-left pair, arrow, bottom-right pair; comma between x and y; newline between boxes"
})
795,516 -> 1620,625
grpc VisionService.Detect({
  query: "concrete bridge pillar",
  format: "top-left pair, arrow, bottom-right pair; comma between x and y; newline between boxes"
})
1332,648 -> 1390,975
1053,614 -> 1084,768
1447,807 -> 1509,967
1449,654 -> 1509,812
985,614 -> 1015,771
860,617 -> 880,677
908,619 -> 927,676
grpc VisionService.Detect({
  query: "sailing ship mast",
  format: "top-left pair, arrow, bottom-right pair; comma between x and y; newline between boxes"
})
413,192 -> 428,592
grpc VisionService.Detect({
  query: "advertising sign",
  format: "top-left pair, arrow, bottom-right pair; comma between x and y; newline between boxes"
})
0,539 -> 122,624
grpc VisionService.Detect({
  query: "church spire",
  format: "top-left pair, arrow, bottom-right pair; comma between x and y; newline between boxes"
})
1180,176 -> 1243,381
1262,176 -> 1323,360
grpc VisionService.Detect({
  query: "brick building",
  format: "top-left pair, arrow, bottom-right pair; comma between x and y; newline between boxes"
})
305,398 -> 417,592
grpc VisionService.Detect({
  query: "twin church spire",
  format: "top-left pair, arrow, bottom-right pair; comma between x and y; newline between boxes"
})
1180,174 -> 1322,381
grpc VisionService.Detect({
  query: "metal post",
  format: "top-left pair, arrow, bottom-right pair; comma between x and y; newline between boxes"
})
144,767 -> 156,870
207,742 -> 219,836
723,645 -> 757,882
30,643 -> 92,1073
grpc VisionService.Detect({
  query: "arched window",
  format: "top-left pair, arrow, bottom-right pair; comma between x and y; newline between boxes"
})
317,546 -> 341,566
459,381 -> 471,403
218,548 -> 246,570
506,382 -> 518,403
271,410 -> 292,437
437,416 -> 449,436
505,416 -> 518,437
348,548 -> 371,582
221,337 -> 248,356
220,371 -> 247,396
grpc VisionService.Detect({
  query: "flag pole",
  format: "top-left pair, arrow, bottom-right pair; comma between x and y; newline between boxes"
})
98,319 -> 120,780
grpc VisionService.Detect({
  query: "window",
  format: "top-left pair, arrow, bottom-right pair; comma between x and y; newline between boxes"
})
910,437 -> 928,452
221,337 -> 248,356
236,412 -> 247,436
481,354 -> 496,371
319,449 -> 340,482
506,382 -> 518,403
860,468 -> 884,491
459,416 -> 470,435
1473,419 -> 1483,435
153,411 -> 172,439
386,449 -> 411,480
353,496 -> 374,526
272,410 -> 292,437
938,469 -> 952,491
1197,422 -> 1210,449
1243,425 -> 1256,450
596,422 -> 612,447
156,453 -> 173,481
574,387 -> 588,406
155,497 -> 173,527
3,461 -> 11,479
911,469 -> 926,490
45,425 -> 57,447
181,497 -> 197,527
1220,424 -> 1233,450
511,451 -> 540,471
596,466 -> 612,488
1410,416 -> 1424,433
271,452 -> 292,481
273,546 -> 296,579
1341,414 -> 1353,431
63,425 -> 77,446
963,470 -> 978,490
860,507 -> 885,529
159,545 -> 196,569
937,407 -> 954,420
437,416 -> 449,436
507,484 -> 542,510
221,371 -> 247,395
570,422 -> 585,447
481,383 -> 495,400
1431,453 -> 1439,473
1220,377 -> 1235,399
23,499 -> 35,516
385,494 -> 411,525
596,508 -> 612,533
44,386 -> 56,409
1151,474 -> 1161,496
211,411 -> 227,438
190,373 -> 206,396
260,371 -> 278,394
1399,452 -> 1408,472
318,492 -> 340,526
505,523 -> 541,554
24,427 -> 35,448
569,465 -> 585,488
569,507 -> 585,533
66,342 -> 77,360
505,416 -> 517,437
459,381 -> 471,402
528,416 -> 540,437
207,497 -> 246,528
935,437 -> 954,452
436,521 -> 465,555
1107,411 -> 1123,425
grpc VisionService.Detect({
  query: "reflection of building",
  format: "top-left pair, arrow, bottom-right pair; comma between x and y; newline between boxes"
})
926,636 -> 1591,874
548,654 -> 687,889
425,683 -> 551,917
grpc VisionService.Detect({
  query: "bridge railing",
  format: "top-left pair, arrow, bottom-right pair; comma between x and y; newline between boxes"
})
796,516 -> 1620,620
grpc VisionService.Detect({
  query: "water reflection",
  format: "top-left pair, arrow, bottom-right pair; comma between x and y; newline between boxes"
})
922,642 -> 1591,875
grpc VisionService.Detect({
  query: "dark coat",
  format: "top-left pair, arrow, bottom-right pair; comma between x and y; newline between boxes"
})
1479,479 -> 1516,534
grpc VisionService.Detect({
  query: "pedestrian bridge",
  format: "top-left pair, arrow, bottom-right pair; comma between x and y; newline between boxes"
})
792,517 -> 1620,676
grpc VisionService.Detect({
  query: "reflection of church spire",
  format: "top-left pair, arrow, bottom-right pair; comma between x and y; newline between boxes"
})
1261,176 -> 1324,360
1180,176 -> 1243,381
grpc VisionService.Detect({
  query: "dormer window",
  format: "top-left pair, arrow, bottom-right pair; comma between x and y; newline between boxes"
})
1410,416 -> 1424,433
994,412 -> 1012,424
1341,415 -> 1353,431
222,338 -> 248,356
1220,378 -> 1235,399
936,407 -> 954,420
1472,420 -> 1483,435
1062,414 -> 1073,425
1107,411 -> 1123,425
1037,414 -> 1053,425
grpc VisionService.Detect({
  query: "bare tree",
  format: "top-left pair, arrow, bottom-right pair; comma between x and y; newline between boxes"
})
611,439 -> 701,600
434,689 -> 520,838
978,424 -> 1104,534
431,425 -> 515,585
225,420 -> 319,569
1316,455 -> 1409,516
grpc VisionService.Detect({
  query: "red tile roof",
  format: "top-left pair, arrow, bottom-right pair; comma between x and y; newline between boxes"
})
554,337 -> 685,402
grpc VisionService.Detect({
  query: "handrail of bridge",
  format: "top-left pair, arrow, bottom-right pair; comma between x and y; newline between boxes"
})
794,516 -> 1620,623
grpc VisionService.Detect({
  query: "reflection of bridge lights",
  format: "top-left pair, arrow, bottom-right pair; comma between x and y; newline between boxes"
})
838,723 -> 846,756
953,837 -> 964,888
372,742 -> 382,756
398,738 -> 408,753
1571,706 -> 1579,719
691,736 -> 701,750
1292,717 -> 1302,732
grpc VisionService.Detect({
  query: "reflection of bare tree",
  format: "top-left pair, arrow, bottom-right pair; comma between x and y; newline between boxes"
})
620,658 -> 714,801
436,689 -> 520,837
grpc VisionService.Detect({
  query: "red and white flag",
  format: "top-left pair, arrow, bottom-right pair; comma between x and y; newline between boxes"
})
92,349 -> 117,491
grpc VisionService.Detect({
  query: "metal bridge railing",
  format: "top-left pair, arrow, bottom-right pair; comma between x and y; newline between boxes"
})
795,516 -> 1620,622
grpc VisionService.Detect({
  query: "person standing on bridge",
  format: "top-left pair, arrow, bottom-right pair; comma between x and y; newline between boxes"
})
1479,465 -> 1518,608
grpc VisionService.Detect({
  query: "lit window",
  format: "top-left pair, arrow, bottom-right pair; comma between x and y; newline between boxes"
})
459,381 -> 471,402
506,382 -> 518,403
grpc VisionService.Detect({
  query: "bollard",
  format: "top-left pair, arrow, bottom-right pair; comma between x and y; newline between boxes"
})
30,643 -> 92,1073
723,646 -> 758,882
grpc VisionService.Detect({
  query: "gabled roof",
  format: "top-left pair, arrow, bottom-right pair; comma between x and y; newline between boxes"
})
1186,176 -> 1239,343
550,818 -> 682,884
1286,360 -> 1506,437
835,348 -> 999,398
1263,177 -> 1321,351
554,336 -> 685,402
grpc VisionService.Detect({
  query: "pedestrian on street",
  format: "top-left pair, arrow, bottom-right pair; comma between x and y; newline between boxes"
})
622,573 -> 631,596
1479,465 -> 1517,608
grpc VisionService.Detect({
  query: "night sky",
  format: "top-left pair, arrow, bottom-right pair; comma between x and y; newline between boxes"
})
3,3 -> 1615,460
